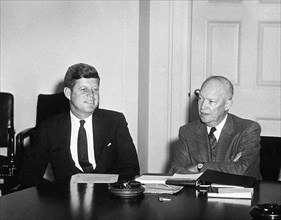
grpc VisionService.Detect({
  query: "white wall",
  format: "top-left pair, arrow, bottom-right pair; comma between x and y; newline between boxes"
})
0,1 -> 139,137
0,0 -> 193,174
0,0 -> 141,165
2,1 -> 279,174
147,0 -> 191,172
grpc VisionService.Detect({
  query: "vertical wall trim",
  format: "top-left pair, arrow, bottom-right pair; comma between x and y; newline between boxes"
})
166,0 -> 174,159
121,1 -> 125,111
0,1 -> 2,91
138,0 -> 150,173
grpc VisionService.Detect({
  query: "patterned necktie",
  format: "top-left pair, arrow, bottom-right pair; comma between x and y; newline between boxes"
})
78,120 -> 94,173
208,127 -> 217,160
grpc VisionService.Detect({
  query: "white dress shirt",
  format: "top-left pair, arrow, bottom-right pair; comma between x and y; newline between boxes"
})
69,112 -> 96,171
207,114 -> 228,141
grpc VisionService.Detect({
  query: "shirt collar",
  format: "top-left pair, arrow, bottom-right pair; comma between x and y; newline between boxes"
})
207,114 -> 228,134
216,114 -> 228,132
70,111 -> 92,125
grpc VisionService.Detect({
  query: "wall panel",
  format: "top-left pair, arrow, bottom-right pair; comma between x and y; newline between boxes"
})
257,22 -> 281,86
207,21 -> 240,84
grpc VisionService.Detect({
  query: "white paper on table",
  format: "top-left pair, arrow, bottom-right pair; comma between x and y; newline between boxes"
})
171,172 -> 203,181
71,173 -> 119,184
207,197 -> 252,205
211,183 -> 245,188
135,175 -> 171,184
143,184 -> 183,194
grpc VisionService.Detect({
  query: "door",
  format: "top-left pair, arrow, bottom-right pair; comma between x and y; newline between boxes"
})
189,0 -> 281,136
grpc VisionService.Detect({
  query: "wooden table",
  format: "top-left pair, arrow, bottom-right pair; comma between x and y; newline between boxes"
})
0,179 -> 280,220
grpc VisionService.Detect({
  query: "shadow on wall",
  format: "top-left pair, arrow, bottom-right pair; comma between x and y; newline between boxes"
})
189,92 -> 200,123
164,138 -> 180,173
164,95 -> 200,173
55,81 -> 65,93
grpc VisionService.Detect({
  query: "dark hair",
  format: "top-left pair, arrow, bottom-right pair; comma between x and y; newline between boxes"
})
202,75 -> 234,100
64,63 -> 100,89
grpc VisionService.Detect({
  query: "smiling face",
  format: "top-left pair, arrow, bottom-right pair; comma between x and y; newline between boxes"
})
64,77 -> 100,119
198,79 -> 232,127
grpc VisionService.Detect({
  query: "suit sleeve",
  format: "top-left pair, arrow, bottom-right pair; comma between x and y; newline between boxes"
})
115,113 -> 140,176
201,122 -> 262,179
169,126 -> 193,174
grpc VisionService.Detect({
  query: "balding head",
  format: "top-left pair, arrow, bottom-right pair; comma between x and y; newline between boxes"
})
201,76 -> 234,100
198,76 -> 234,127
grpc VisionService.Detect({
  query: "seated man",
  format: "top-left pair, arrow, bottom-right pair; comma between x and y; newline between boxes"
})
19,63 -> 140,188
169,76 -> 261,179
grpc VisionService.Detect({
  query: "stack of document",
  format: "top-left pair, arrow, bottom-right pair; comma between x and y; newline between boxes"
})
207,184 -> 254,199
135,174 -> 184,194
143,184 -> 183,194
135,173 -> 204,194
135,172 -> 203,186
196,170 -> 256,188
195,170 -> 256,199
166,173 -> 203,186
135,174 -> 171,184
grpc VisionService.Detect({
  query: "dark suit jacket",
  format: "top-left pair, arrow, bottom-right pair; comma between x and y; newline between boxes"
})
169,113 -> 262,179
19,109 -> 140,188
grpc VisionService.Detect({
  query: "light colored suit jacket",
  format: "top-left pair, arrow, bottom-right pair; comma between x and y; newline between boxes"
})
170,113 -> 262,179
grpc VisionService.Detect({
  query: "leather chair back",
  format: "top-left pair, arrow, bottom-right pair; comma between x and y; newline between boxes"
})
36,93 -> 70,126
16,92 -> 69,182
260,136 -> 281,181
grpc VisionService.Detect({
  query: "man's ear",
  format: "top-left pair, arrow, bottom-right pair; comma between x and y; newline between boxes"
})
225,99 -> 233,111
64,87 -> 71,100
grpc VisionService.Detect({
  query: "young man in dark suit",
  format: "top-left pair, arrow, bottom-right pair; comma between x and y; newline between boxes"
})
170,76 -> 262,179
19,63 -> 140,188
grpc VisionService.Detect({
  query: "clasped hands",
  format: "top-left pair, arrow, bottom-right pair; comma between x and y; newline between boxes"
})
187,151 -> 242,173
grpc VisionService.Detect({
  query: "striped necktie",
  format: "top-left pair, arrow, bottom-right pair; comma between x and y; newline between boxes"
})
208,127 -> 217,160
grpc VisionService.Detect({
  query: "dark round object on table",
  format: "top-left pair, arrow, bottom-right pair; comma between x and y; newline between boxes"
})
250,203 -> 281,219
109,180 -> 144,198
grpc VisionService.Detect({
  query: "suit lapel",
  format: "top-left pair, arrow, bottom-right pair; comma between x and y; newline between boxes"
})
50,112 -> 78,169
216,114 -> 235,161
57,113 -> 74,163
195,122 -> 211,162
92,109 -> 106,162
51,113 -> 71,151
59,113 -> 71,147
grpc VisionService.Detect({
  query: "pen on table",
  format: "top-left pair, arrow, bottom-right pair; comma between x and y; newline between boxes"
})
158,196 -> 171,202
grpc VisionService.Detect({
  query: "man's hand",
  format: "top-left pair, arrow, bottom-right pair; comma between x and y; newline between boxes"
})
232,152 -> 242,162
